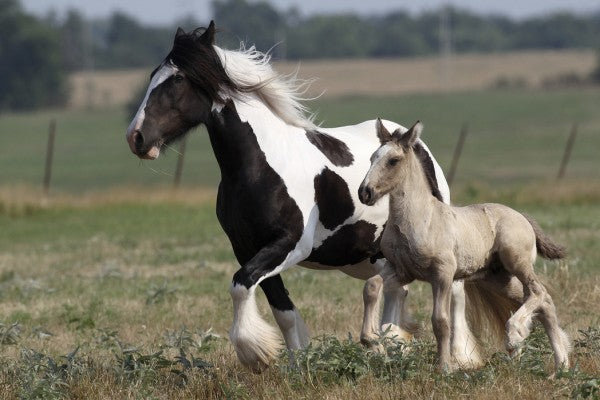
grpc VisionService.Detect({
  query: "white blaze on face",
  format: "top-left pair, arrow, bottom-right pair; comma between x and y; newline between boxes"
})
126,62 -> 179,138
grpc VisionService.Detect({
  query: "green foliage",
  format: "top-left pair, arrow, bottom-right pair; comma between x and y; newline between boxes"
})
0,0 -> 68,110
0,322 -> 21,345
282,334 -> 436,385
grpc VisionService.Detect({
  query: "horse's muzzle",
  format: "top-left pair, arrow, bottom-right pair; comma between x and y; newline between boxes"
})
126,129 -> 160,160
358,185 -> 375,206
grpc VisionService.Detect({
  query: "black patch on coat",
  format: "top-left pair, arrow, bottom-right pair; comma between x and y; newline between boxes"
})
306,130 -> 354,167
314,167 -> 355,230
259,275 -> 294,311
306,220 -> 378,266
206,100 -> 304,290
413,143 -> 443,202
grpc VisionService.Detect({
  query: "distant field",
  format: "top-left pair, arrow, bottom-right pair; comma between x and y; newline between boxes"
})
68,49 -> 596,109
2,88 -> 599,193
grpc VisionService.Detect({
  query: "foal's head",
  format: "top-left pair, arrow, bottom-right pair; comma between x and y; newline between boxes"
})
126,22 -> 237,159
358,120 -> 423,206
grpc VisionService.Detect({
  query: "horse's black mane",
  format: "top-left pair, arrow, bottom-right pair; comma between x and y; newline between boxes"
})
413,143 -> 443,202
166,27 -> 238,103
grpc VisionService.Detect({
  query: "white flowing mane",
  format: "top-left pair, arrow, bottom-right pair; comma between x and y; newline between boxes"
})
214,45 -> 317,130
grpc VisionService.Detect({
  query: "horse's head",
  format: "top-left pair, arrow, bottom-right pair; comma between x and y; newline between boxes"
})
358,119 -> 423,206
126,21 -> 236,159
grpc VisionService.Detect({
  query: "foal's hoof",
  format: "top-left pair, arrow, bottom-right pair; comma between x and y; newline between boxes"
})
380,323 -> 413,342
436,361 -> 458,374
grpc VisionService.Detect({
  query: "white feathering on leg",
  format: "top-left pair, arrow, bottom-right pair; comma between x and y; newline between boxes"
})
229,284 -> 283,372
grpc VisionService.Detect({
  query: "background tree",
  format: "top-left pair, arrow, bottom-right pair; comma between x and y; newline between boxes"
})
0,0 -> 68,110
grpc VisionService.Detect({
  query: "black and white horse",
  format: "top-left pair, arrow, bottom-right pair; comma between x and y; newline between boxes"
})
126,23 -> 481,371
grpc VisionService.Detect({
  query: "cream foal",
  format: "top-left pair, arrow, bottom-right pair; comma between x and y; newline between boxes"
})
358,120 -> 570,372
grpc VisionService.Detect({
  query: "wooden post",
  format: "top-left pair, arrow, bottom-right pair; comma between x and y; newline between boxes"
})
43,119 -> 56,195
556,123 -> 578,180
173,137 -> 187,189
447,123 -> 468,188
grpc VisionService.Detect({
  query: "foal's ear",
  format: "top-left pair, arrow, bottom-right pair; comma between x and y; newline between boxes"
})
397,121 -> 423,148
199,20 -> 216,44
375,118 -> 392,143
175,27 -> 186,39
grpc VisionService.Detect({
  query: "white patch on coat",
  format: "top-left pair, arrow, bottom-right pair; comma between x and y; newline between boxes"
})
127,62 -> 179,137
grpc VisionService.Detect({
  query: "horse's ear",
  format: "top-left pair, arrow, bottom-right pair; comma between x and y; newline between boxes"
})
199,20 -> 216,44
175,27 -> 185,39
376,118 -> 392,143
397,121 -> 423,148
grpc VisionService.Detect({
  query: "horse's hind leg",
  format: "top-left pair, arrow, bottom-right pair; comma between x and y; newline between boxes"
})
360,274 -> 383,349
537,292 -> 570,370
260,275 -> 310,351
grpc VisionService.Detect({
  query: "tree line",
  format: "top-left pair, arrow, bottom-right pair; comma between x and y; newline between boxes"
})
1,0 -> 600,111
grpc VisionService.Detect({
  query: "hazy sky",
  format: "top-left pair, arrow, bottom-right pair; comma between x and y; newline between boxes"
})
21,0 -> 600,25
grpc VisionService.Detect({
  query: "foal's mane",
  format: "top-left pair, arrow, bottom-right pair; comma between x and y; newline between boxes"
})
412,143 -> 444,202
169,27 -> 316,130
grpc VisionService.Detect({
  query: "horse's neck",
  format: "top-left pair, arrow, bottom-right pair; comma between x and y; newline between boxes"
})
206,94 -> 297,179
389,152 -> 440,233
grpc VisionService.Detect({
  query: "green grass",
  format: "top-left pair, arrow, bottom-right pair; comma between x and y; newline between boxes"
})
0,88 -> 599,398
0,192 -> 598,398
1,88 -> 599,192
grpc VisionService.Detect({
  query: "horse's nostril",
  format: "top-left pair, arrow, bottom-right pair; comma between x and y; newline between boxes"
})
134,130 -> 144,150
365,187 -> 372,202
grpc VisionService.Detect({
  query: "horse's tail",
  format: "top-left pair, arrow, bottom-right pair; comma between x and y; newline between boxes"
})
523,214 -> 566,260
464,280 -> 520,349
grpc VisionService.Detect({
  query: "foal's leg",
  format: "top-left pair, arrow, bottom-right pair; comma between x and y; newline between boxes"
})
537,293 -> 570,370
260,275 -> 310,351
431,268 -> 455,372
502,261 -> 546,356
450,280 -> 483,368
341,260 -> 414,341
360,274 -> 383,349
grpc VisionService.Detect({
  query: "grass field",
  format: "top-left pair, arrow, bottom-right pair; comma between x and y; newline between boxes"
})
1,86 -> 599,398
0,185 -> 599,399
2,88 -> 600,192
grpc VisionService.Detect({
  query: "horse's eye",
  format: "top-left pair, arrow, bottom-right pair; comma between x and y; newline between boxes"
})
174,75 -> 184,83
387,158 -> 399,167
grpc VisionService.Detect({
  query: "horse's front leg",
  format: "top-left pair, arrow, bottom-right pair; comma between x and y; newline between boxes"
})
230,238 -> 310,372
260,275 -> 310,351
431,267 -> 455,372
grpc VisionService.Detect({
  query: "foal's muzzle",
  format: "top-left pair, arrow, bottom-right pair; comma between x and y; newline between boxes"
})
358,185 -> 375,206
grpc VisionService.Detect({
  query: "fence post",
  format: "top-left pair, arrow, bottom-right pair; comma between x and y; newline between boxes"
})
173,137 -> 187,189
447,122 -> 468,188
43,119 -> 56,195
556,123 -> 578,180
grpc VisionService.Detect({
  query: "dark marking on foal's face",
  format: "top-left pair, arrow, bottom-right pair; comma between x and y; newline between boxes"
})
306,130 -> 354,167
314,167 -> 355,230
306,220 -> 378,266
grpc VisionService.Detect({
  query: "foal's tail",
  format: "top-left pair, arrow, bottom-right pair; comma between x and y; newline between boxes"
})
464,281 -> 519,349
523,214 -> 566,260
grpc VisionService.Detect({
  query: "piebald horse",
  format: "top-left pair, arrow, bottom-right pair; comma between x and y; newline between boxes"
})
126,23 -> 482,371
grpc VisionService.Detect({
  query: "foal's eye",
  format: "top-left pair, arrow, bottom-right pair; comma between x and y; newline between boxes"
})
173,75 -> 184,83
387,158 -> 400,167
